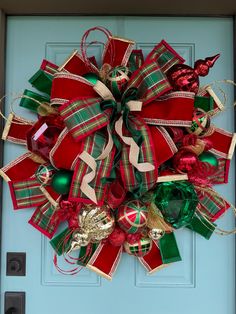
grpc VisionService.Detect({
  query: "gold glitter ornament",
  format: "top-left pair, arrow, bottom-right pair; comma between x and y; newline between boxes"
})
68,205 -> 115,253
148,228 -> 165,240
79,205 -> 115,241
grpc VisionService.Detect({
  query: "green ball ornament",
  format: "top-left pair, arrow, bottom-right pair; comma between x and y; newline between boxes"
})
51,170 -> 73,195
154,181 -> 198,229
83,73 -> 100,85
198,151 -> 218,168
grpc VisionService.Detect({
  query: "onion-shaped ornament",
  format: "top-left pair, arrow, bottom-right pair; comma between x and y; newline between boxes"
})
154,181 -> 198,229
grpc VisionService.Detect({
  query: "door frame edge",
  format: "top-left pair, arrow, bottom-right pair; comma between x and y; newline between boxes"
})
0,9 -> 6,282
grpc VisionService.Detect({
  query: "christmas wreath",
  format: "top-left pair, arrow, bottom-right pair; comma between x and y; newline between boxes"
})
1,26 -> 235,280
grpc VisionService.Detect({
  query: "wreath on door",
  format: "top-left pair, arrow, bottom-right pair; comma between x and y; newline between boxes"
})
1,27 -> 235,280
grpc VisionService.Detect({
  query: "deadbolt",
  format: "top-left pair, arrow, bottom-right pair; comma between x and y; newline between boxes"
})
6,253 -> 26,276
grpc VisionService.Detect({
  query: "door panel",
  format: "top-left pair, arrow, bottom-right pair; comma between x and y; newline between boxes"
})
1,17 -> 235,314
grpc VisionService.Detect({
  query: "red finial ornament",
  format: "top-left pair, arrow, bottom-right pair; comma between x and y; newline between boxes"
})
167,54 -> 220,93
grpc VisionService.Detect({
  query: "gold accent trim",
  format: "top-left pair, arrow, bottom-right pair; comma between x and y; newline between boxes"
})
148,264 -> 169,274
29,153 -> 46,164
86,264 -> 112,281
58,49 -> 78,71
147,203 -> 173,232
157,174 -> 188,182
0,169 -> 10,182
206,86 -> 224,111
2,112 -> 14,140
228,133 -> 236,159
37,102 -> 58,116
39,186 -> 59,207
110,35 -> 135,45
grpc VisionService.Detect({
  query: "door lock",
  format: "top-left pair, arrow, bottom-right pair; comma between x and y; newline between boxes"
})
6,253 -> 26,276
5,307 -> 17,314
5,292 -> 25,314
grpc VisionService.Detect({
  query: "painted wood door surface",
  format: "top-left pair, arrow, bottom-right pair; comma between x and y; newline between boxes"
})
1,17 -> 235,314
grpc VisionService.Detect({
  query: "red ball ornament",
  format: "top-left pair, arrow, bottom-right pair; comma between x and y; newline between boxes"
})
173,150 -> 198,173
167,54 -> 220,93
117,200 -> 148,234
108,227 -> 126,246
124,237 -> 152,257
106,66 -> 130,99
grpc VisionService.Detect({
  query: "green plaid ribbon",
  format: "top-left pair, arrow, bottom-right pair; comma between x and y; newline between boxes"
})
10,178 -> 47,209
128,60 -> 172,106
59,97 -> 109,142
208,158 -> 229,184
147,40 -> 185,73
127,50 -> 144,72
29,201 -> 59,238
69,131 -> 114,205
120,115 -> 157,198
194,185 -> 230,222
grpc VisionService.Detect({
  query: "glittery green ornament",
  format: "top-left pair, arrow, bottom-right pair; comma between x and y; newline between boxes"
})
83,73 -> 100,85
198,151 -> 218,168
51,170 -> 73,195
154,181 -> 198,229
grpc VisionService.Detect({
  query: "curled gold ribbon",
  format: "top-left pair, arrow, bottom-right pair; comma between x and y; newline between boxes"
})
79,125 -> 113,204
79,80 -> 154,203
115,115 -> 155,172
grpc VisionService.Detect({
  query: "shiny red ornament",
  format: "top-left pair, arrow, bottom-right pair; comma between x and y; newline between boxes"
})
27,115 -> 64,160
173,150 -> 198,173
201,137 -> 213,151
108,227 -> 126,246
167,54 -> 220,93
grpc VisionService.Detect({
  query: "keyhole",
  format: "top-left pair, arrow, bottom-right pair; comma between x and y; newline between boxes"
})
6,307 -> 17,314
9,259 -> 21,273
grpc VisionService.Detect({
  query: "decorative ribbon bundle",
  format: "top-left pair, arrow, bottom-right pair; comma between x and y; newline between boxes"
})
1,26 -> 236,280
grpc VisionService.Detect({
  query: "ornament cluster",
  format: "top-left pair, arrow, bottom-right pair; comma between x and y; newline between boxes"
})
1,26 -> 235,280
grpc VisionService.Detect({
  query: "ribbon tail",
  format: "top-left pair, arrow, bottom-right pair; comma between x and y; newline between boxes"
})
79,151 -> 98,204
9,177 -> 47,209
115,116 -> 155,172
78,128 -> 114,204
28,202 -> 59,239
139,240 -> 167,274
93,80 -> 115,100
194,185 -> 231,222
86,242 -> 123,280
97,126 -> 114,160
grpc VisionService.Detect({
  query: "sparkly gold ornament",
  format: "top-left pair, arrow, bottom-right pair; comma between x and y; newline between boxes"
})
68,232 -> 91,253
79,205 -> 115,241
68,205 -> 115,253
148,228 -> 165,240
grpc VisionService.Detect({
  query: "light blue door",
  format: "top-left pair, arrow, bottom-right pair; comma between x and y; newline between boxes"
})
1,17 -> 235,314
